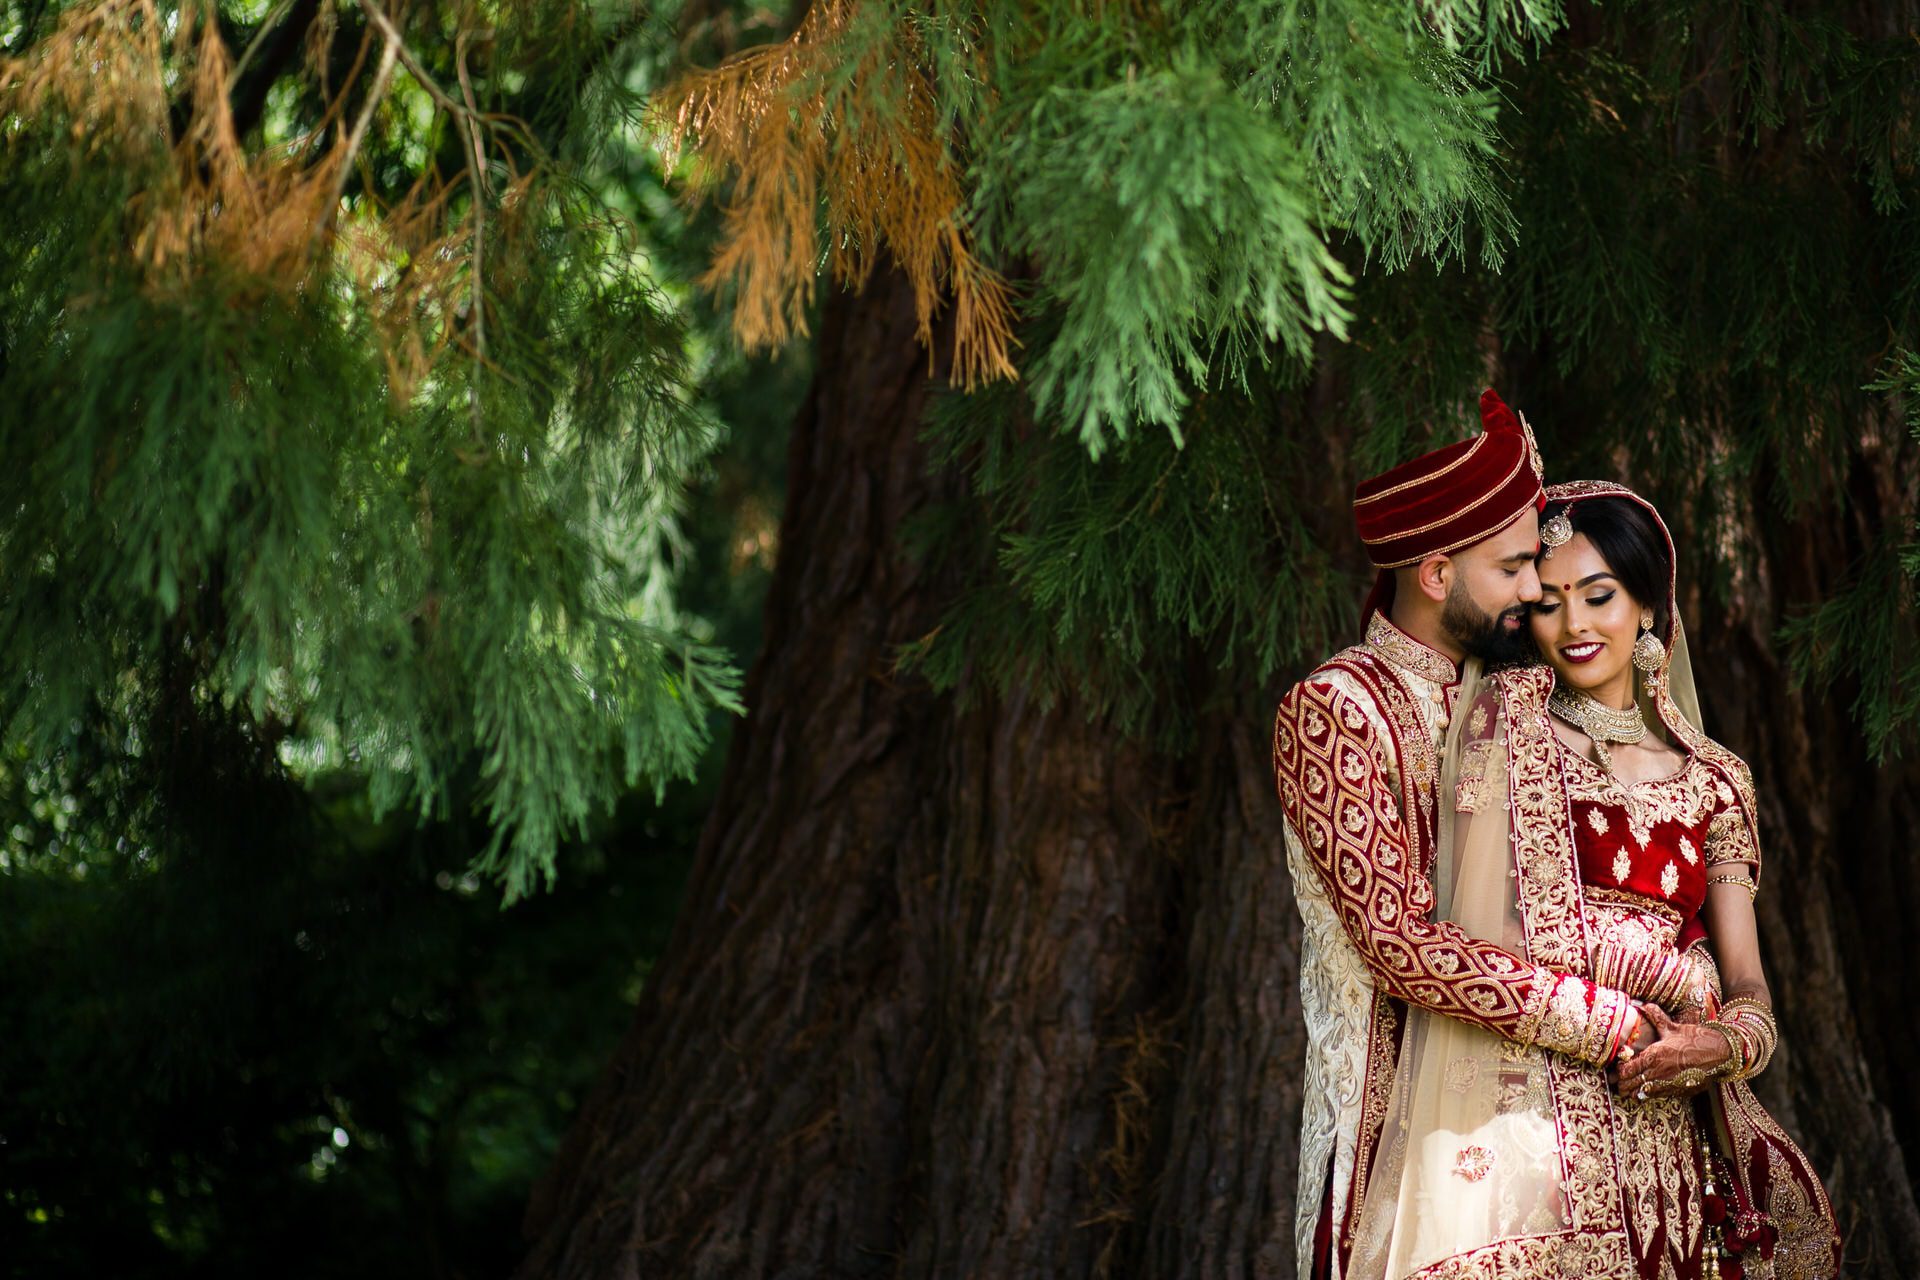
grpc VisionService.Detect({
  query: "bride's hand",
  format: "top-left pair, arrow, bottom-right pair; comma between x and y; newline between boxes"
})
1613,1003 -> 1733,1099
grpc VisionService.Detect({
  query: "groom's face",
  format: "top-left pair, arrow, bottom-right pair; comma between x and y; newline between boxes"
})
1440,508 -> 1544,666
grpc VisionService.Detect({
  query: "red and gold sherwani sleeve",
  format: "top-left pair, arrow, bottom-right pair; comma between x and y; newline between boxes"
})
1275,676 -> 1634,1065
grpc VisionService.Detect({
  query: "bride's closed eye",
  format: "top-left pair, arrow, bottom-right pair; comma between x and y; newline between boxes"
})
1534,591 -> 1614,617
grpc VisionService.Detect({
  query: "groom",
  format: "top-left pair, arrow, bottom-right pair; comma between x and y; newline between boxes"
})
1271,391 -> 1648,1280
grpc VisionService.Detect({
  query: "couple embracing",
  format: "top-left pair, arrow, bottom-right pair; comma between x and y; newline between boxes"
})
1272,391 -> 1844,1280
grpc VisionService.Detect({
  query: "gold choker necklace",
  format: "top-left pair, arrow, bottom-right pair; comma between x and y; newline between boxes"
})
1549,686 -> 1646,773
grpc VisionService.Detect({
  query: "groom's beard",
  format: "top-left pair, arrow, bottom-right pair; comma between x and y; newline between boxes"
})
1442,582 -> 1538,669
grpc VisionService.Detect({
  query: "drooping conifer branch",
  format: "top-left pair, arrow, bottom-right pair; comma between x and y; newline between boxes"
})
660,0 -> 1019,389
0,0 -> 742,894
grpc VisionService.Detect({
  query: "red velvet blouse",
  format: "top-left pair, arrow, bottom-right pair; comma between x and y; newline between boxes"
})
1560,739 -> 1760,924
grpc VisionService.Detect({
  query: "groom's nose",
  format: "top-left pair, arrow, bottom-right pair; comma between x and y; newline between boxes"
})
1516,560 -> 1543,604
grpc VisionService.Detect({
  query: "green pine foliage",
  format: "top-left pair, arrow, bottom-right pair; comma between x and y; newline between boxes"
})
906,377 -> 1351,742
1781,352 -> 1920,760
0,0 -> 801,1254
8,0 -> 1915,874
888,0 -> 1920,750
1,0 -> 741,895
679,0 -> 1570,453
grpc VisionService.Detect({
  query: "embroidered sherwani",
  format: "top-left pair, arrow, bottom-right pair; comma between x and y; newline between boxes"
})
1273,616 -> 1639,1280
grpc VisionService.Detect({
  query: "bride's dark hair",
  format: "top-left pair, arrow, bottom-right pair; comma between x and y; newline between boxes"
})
1539,495 -> 1672,640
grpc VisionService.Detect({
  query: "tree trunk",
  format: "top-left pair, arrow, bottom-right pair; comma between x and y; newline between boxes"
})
1685,472 -> 1920,1274
517,267 -> 1196,1278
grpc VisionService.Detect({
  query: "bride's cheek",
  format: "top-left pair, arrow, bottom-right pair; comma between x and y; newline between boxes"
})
1529,614 -> 1556,651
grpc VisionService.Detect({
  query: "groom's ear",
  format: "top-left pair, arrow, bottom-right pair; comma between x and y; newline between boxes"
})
1414,554 -> 1453,604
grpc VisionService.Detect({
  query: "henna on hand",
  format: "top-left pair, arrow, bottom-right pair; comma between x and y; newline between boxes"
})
1613,1003 -> 1734,1098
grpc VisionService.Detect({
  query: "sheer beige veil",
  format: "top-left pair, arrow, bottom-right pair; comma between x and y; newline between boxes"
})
1345,657 -> 1569,1279
1346,482 -> 1701,1279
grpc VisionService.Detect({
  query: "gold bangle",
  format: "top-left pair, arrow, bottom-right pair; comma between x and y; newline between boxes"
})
1706,871 -> 1757,901
1701,1020 -> 1745,1079
1717,997 -> 1780,1077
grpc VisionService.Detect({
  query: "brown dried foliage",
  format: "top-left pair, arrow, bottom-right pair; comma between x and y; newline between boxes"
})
660,0 -> 1018,387
1,0 -> 341,282
0,0 -> 534,404
1083,1014 -> 1178,1280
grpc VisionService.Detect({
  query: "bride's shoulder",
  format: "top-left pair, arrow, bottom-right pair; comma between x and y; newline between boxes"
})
1688,731 -> 1756,802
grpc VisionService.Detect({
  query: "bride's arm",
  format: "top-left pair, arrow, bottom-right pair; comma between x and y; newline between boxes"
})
1616,780 -> 1776,1095
1701,873 -> 1769,1008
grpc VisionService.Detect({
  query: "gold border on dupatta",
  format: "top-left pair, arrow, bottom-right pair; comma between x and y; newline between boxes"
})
1710,1083 -> 1844,1280
1443,668 -> 1637,1274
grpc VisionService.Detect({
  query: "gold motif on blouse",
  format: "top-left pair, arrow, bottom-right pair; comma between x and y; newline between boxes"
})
1563,746 -> 1724,863
1706,805 -> 1760,867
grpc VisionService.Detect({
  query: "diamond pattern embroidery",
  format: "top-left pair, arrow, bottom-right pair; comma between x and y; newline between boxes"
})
1273,671 -> 1556,1051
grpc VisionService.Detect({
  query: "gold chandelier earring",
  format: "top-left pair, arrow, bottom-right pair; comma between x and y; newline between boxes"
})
1632,609 -> 1667,673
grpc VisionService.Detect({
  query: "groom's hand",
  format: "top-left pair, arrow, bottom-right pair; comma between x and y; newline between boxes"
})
1606,1008 -> 1660,1089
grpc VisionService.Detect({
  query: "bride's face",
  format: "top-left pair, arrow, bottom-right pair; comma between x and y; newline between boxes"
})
1529,532 -> 1645,702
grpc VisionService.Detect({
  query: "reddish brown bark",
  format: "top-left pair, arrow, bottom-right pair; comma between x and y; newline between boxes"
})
1684,482 -> 1920,1274
517,269 -> 1186,1278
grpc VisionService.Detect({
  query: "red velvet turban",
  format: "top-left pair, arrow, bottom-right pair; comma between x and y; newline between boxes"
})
1353,389 -> 1545,621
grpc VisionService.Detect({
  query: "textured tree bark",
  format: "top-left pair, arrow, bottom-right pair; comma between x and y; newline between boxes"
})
516,268 -> 1189,1279
1685,476 -> 1920,1275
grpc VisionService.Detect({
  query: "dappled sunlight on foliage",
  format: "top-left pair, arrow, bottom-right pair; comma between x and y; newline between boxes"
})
1,0 -> 741,896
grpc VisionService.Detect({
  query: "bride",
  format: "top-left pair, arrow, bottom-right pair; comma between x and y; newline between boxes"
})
1345,482 -> 1842,1280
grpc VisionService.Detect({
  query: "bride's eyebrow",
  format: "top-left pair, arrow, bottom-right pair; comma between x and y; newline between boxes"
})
1539,572 -> 1618,593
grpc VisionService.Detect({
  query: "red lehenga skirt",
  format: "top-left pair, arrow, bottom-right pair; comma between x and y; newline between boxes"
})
1607,1075 -> 1837,1280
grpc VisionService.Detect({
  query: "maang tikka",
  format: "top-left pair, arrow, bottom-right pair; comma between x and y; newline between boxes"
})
1540,508 -> 1574,559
